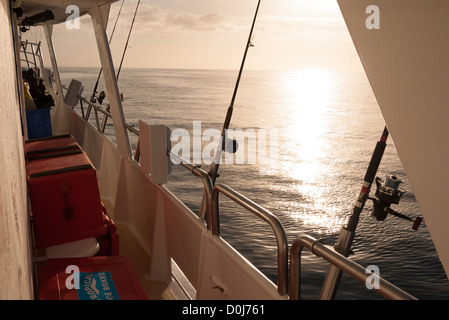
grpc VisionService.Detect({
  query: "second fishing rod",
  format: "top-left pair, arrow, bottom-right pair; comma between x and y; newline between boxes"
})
208,0 -> 262,185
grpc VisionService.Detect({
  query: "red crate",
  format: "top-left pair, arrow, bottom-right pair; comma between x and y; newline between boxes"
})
24,134 -> 80,160
27,151 -> 107,247
38,256 -> 147,300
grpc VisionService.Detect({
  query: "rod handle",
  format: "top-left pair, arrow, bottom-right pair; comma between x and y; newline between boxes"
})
412,216 -> 423,230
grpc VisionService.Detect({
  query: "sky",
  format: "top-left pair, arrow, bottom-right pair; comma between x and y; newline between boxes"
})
27,0 -> 364,72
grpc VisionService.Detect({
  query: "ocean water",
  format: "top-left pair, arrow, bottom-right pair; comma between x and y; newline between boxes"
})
60,67 -> 449,300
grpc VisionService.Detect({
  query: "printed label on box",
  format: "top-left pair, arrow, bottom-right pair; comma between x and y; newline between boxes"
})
77,272 -> 120,300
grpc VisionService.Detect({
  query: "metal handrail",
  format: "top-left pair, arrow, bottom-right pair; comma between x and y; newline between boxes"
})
78,96 -> 141,138
289,234 -> 418,300
211,183 -> 289,296
61,84 -> 112,131
79,97 -> 111,119
169,153 -> 213,225
123,121 -> 139,136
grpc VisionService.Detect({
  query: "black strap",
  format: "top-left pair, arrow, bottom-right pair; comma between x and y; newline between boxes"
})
29,164 -> 93,179
27,149 -> 82,161
26,144 -> 80,156
25,134 -> 72,143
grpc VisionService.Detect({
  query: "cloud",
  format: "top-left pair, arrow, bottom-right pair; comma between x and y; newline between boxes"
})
115,4 -> 235,33
109,3 -> 346,40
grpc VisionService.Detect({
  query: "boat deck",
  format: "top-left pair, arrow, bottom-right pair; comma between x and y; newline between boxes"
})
115,222 -> 175,300
96,199 -> 176,300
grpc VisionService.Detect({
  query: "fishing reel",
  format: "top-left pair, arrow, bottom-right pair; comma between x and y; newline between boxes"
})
225,137 -> 239,154
90,90 -> 106,104
97,91 -> 106,105
371,175 -> 404,221
368,175 -> 422,230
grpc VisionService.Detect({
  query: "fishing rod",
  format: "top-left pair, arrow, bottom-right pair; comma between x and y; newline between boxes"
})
320,126 -> 422,299
208,0 -> 262,184
98,0 -> 140,133
90,0 -> 125,104
116,0 -> 140,81
320,126 -> 390,299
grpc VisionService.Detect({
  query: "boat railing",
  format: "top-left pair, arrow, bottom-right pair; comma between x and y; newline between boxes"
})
168,152 -> 213,224
289,234 -> 417,300
61,84 -> 111,129
63,84 -> 418,300
210,183 -> 289,296
63,87 -> 142,155
21,40 -> 44,71
79,96 -> 112,131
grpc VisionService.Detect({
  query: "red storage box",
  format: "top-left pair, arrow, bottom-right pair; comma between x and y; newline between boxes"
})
26,151 -> 107,247
24,134 -> 80,160
38,256 -> 147,300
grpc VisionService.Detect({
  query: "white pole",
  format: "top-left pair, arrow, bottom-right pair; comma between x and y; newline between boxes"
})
89,5 -> 131,159
43,23 -> 64,106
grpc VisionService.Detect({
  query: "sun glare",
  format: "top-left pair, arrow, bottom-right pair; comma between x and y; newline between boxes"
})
277,68 -> 343,234
280,69 -> 334,183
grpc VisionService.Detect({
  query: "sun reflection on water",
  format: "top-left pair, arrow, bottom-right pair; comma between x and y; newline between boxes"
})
279,69 -> 334,183
278,69 -> 345,233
